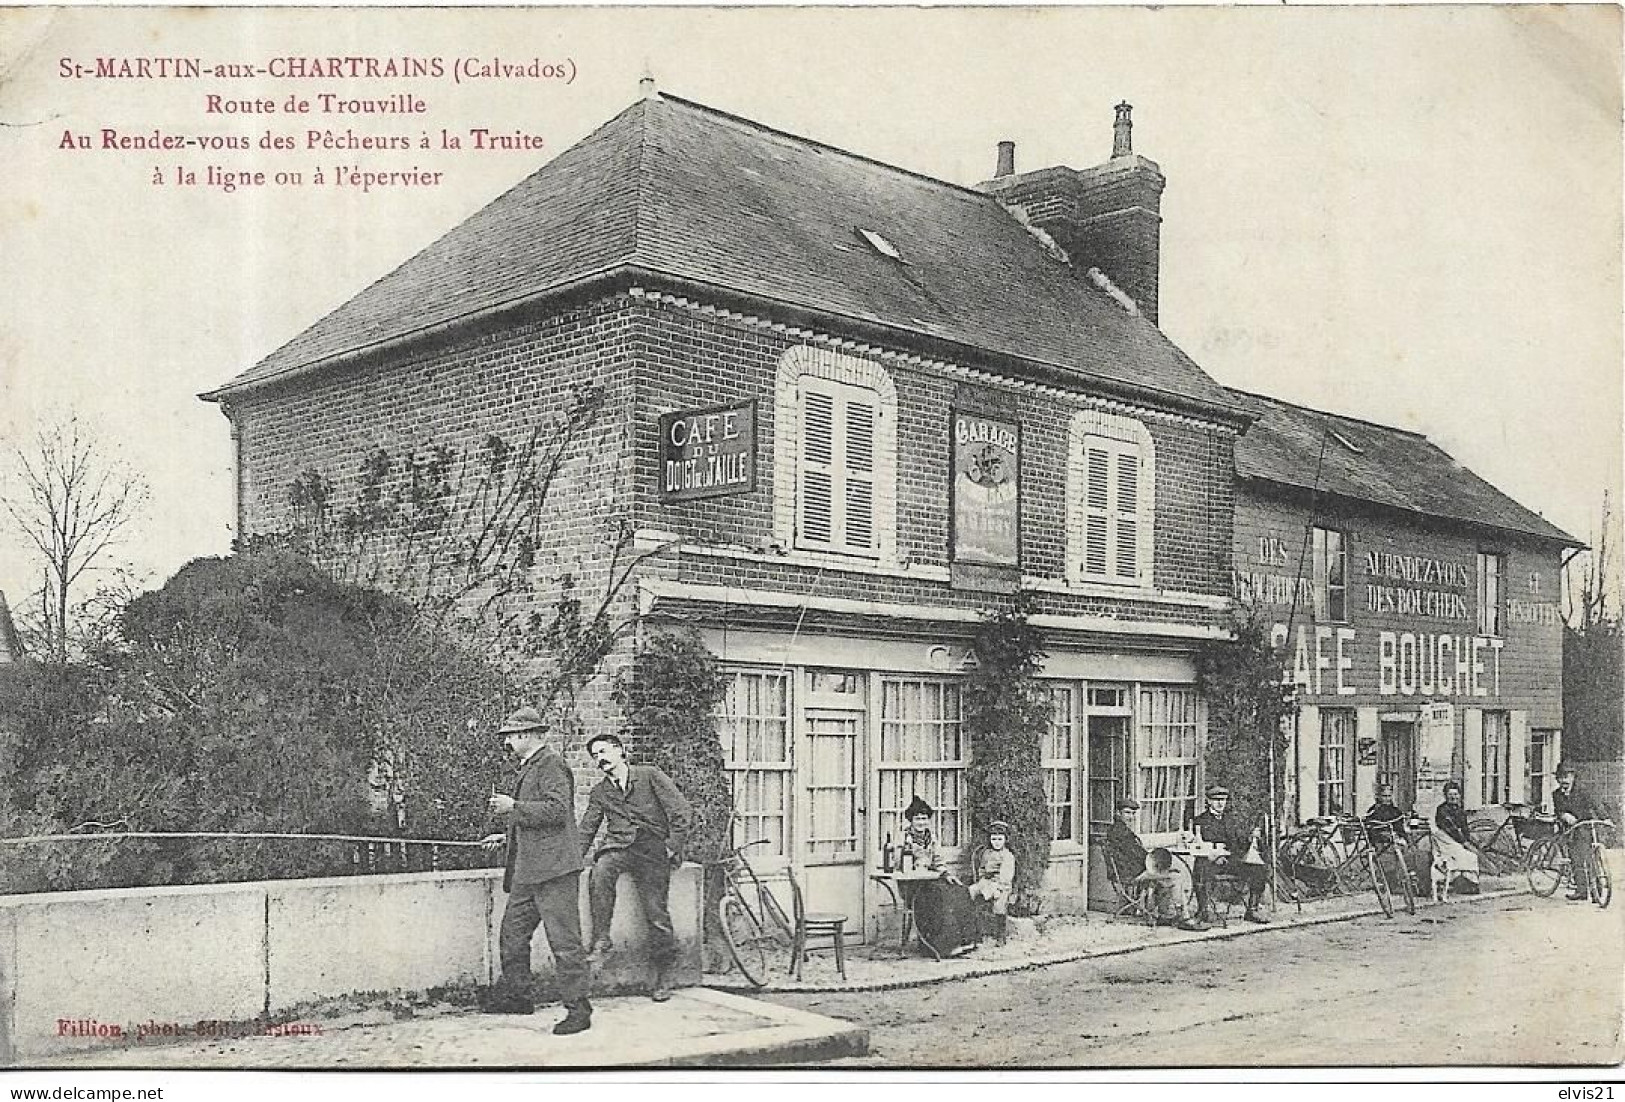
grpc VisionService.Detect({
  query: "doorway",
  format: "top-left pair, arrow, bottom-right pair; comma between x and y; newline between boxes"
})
1378,720 -> 1418,810
799,670 -> 866,933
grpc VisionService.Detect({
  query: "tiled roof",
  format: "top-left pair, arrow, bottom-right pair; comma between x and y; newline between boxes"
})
207,95 -> 1243,421
1229,388 -> 1579,546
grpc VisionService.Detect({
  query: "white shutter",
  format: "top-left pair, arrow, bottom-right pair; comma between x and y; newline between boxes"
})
1462,708 -> 1484,811
1296,706 -> 1320,824
1355,707 -> 1380,810
799,389 -> 835,547
1114,453 -> 1140,581
843,398 -> 875,551
1509,711 -> 1530,804
1083,445 -> 1110,577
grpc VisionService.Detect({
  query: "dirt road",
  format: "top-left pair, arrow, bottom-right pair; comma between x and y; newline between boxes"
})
762,894 -> 1625,1067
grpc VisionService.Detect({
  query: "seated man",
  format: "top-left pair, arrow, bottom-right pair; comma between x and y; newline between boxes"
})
1105,797 -> 1203,931
1552,761 -> 1603,902
1192,785 -> 1270,924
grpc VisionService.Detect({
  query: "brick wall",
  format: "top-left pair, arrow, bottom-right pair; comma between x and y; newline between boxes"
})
226,296 -> 643,786
629,297 -> 1234,624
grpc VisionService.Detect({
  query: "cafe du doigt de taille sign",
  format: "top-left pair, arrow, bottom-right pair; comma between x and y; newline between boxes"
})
659,400 -> 757,502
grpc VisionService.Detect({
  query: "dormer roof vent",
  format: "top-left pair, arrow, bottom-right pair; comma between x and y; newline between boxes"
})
857,227 -> 903,261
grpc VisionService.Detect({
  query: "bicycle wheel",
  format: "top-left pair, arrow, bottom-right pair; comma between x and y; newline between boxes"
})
1525,838 -> 1564,897
750,873 -> 795,944
1398,854 -> 1417,915
1369,855 -> 1394,918
1589,846 -> 1612,909
718,894 -> 769,987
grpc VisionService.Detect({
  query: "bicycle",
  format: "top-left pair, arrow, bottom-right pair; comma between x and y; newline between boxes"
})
1277,816 -> 1374,901
701,836 -> 795,987
1468,803 -> 1560,876
1361,816 -> 1419,918
1525,818 -> 1615,908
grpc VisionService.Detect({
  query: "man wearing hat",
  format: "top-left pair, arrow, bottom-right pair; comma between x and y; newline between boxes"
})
1104,797 -> 1203,931
1192,784 -> 1270,924
1551,762 -> 1603,901
478,706 -> 593,1033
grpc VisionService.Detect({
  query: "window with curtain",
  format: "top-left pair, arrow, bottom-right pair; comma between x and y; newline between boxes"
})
1319,709 -> 1354,816
719,670 -> 792,859
878,678 -> 965,849
796,376 -> 879,557
1482,710 -> 1511,805
1477,552 -> 1505,636
1136,686 -> 1199,832
1527,729 -> 1556,808
1312,527 -> 1348,622
1045,686 -> 1077,842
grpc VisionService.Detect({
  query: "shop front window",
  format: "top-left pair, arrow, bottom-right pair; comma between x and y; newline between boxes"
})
878,678 -> 965,849
1319,709 -> 1354,816
720,670 -> 792,859
1136,686 -> 1199,832
1045,686 -> 1077,842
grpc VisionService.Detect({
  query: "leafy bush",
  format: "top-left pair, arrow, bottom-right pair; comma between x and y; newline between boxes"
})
962,592 -> 1052,901
613,628 -> 731,861
1195,610 -> 1298,837
0,549 -> 511,890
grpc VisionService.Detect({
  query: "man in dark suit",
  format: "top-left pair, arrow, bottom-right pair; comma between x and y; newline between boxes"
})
1192,784 -> 1269,924
1552,761 -> 1604,901
579,732 -> 694,1002
479,706 -> 593,1033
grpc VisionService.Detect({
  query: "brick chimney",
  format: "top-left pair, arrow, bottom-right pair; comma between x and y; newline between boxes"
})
978,102 -> 1167,324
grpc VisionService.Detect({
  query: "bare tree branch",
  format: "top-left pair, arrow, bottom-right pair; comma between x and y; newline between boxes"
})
3,415 -> 149,663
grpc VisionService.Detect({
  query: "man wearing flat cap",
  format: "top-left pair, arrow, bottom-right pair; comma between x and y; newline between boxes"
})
1192,784 -> 1269,924
478,706 -> 593,1033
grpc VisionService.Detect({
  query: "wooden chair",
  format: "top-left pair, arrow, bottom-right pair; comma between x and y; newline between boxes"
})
787,869 -> 848,980
1104,851 -> 1155,926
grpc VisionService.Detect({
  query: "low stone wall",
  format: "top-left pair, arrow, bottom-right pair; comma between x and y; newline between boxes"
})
0,864 -> 702,1063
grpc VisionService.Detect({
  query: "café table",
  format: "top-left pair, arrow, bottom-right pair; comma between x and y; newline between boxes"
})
1164,837 -> 1235,923
869,868 -> 945,956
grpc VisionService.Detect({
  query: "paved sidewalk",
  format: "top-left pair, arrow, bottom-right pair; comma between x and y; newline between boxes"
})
28,872 -> 1542,1069
706,874 -> 1531,994
31,988 -> 868,1069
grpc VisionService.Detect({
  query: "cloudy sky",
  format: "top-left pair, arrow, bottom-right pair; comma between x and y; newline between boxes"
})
1,5 -> 1619,608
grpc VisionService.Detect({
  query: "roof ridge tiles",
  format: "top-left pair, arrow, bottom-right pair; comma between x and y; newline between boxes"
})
1225,385 -> 1428,441
656,93 -> 996,204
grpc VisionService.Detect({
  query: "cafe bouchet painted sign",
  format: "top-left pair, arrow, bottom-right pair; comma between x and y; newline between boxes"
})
951,410 -> 1020,566
659,400 -> 757,502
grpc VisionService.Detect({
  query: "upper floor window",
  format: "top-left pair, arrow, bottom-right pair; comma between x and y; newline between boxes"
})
1477,552 -> 1505,636
773,346 -> 897,562
1312,527 -> 1348,622
1067,410 -> 1154,587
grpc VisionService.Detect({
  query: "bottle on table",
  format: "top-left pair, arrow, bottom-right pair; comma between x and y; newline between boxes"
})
882,833 -> 895,873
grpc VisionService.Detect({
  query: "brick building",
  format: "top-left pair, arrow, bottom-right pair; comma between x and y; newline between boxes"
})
203,89 -> 1578,932
1228,388 -> 1581,823
204,89 -> 1257,926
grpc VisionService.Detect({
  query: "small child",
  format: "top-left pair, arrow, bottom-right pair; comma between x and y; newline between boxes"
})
968,820 -> 1017,914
